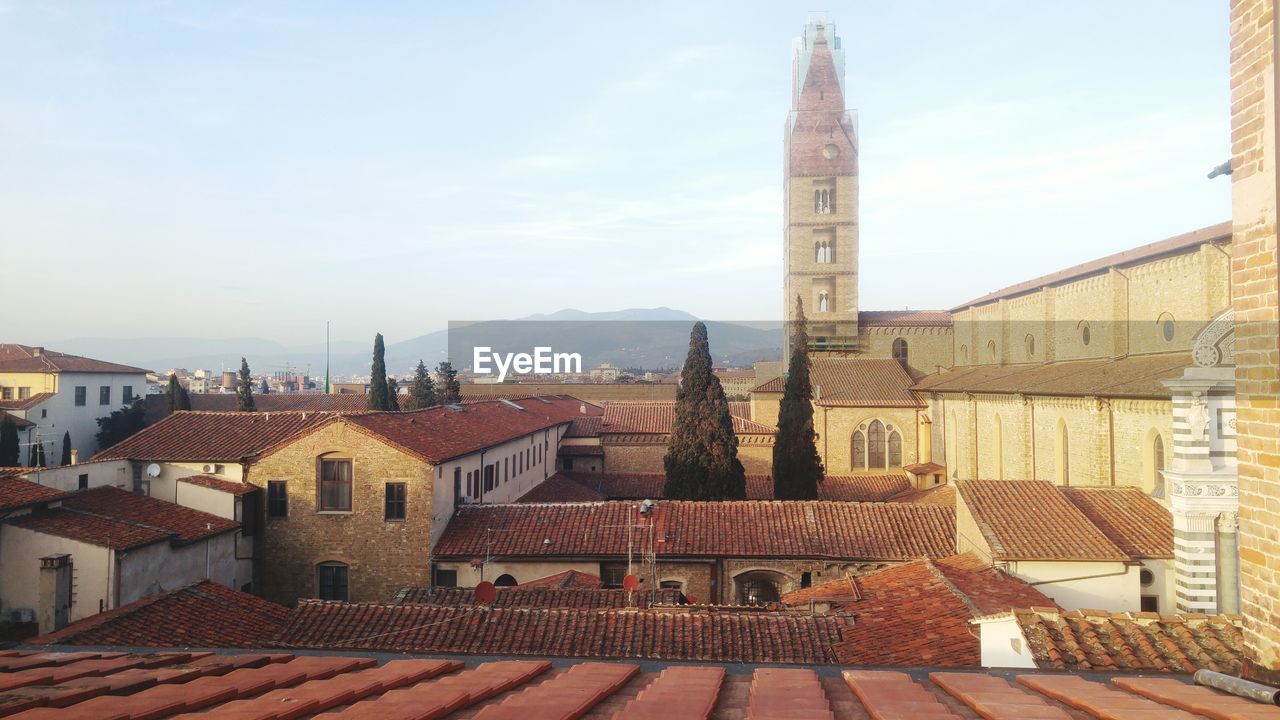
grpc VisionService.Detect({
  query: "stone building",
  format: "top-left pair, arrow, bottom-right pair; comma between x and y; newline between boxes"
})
595,401 -> 775,474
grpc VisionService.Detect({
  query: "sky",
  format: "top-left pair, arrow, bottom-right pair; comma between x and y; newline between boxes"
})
0,1 -> 1231,346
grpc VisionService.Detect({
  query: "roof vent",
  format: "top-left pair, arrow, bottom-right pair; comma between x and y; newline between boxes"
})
531,396 -> 551,404
500,398 -> 525,411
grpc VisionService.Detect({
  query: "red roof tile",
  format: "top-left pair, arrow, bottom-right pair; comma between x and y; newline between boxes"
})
0,344 -> 150,374
177,474 -> 257,496
541,472 -> 911,502
0,476 -> 68,511
392,586 -> 682,609
888,484 -> 957,507
94,410 -> 334,462
32,581 -> 289,648
600,402 -> 775,435
953,221 -> 1232,310
273,602 -> 846,664
1012,607 -> 1245,673
142,392 -> 371,425
752,376 -> 785,393
563,416 -> 602,438
1062,487 -> 1174,559
859,310 -> 953,328
0,392 -> 56,411
957,480 -> 1129,562
520,569 -> 605,589
11,486 -> 239,549
811,358 -> 922,407
912,354 -> 1191,399
516,474 -> 605,503
435,500 -> 955,561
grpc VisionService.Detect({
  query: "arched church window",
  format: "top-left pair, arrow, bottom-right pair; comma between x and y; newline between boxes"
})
815,241 -> 823,263
1159,314 -> 1176,343
1056,420 -> 1070,486
987,340 -> 998,363
818,292 -> 830,313
851,430 -> 866,469
1080,322 -> 1091,346
494,574 -> 517,587
892,338 -> 908,371
814,188 -> 833,214
868,420 -> 886,469
1025,334 -> 1036,358
887,430 -> 902,467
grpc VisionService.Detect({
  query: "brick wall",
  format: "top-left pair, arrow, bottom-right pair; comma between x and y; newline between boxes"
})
1230,0 -> 1280,683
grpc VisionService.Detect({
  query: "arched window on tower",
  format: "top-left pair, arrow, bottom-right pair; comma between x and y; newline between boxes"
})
851,430 -> 866,470
818,292 -> 830,313
815,188 -> 832,214
892,338 -> 908,371
887,430 -> 902,467
868,420 -> 886,469
1152,433 -> 1167,495
815,241 -> 823,263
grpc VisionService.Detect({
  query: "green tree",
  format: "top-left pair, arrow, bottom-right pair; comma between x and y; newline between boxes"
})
236,357 -> 255,412
773,296 -> 825,499
60,431 -> 72,466
96,400 -> 146,451
166,374 -> 191,413
369,334 -> 390,410
403,360 -> 436,410
0,416 -> 19,466
662,322 -> 746,500
259,377 -> 270,395
387,378 -> 400,411
436,361 -> 461,405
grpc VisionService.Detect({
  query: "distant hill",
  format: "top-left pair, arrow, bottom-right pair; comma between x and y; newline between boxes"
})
52,308 -> 782,378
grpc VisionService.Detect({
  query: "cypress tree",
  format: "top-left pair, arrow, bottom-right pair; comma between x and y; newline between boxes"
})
167,374 -> 191,413
0,417 -> 19,466
236,357 -> 255,412
259,377 -> 270,395
387,378 -> 401,411
403,360 -> 436,410
436,361 -> 461,405
369,334 -> 389,410
60,431 -> 72,466
773,296 -> 825,499
662,322 -> 746,500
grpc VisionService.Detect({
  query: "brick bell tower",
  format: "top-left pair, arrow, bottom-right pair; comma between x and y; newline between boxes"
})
784,14 -> 859,352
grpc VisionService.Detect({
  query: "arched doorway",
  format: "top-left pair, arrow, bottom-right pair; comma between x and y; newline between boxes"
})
734,570 -> 789,605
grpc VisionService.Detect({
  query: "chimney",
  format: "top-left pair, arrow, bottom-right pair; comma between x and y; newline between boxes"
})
31,347 -> 43,357
69,449 -> 78,465
579,404 -> 586,414
38,554 -> 72,633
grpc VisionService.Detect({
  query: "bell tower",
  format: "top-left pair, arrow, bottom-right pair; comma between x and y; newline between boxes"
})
784,14 -> 859,351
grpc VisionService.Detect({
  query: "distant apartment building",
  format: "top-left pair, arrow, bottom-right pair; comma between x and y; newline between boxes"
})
0,344 -> 149,463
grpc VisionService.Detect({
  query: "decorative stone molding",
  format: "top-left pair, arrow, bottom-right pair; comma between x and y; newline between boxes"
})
1192,308 -> 1235,368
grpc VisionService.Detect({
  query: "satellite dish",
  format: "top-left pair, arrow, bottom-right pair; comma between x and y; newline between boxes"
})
622,574 -> 640,591
145,463 -> 161,478
474,581 -> 497,605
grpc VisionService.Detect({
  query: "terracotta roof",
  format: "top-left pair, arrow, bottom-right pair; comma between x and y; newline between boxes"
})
32,581 -> 289,648
435,500 -> 955,561
1062,487 -> 1174,559
562,416 -> 602,438
859,310 -> 953,328
0,476 -> 68,511
516,474 -> 605,503
912,353 -> 1191,399
274,601 -> 845,664
600,401 -> 775,435
810,358 -> 922,407
0,467 -> 31,480
903,462 -> 946,475
335,396 -> 593,463
93,410 -> 334,462
1010,607 -> 1245,674
0,412 -> 34,429
392,586 -> 683,609
956,479 -> 1130,562
953,221 -> 1232,310
933,553 -> 1062,616
728,400 -> 752,418
142,392 -> 371,425
520,569 -> 605,589
0,344 -> 149,374
0,392 -> 55,411
10,486 -> 239,549
177,474 -> 258,496
752,376 -> 785,393
553,472 -> 909,502
888,484 -> 957,507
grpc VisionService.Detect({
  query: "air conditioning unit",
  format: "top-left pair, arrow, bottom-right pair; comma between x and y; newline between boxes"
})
202,464 -> 224,474
10,608 -> 34,624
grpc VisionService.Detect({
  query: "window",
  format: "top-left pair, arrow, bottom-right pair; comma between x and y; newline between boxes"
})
1056,420 -> 1070,486
0,387 -> 9,400
987,340 -> 997,362
99,386 -> 111,405
17,387 -> 30,400
77,474 -> 88,490
814,188 -> 833,214
385,482 -> 406,520
122,386 -> 133,404
1140,568 -> 1155,586
483,464 -> 494,492
659,580 -> 683,591
317,562 -> 349,601
434,568 -> 458,587
267,481 -> 288,517
453,468 -> 462,506
887,430 -> 902,467
959,345 -> 968,364
851,430 -> 866,469
504,458 -> 509,483
818,291 -> 830,313
891,338 -> 908,371
1025,334 -> 1036,358
1081,323 -> 1091,346
1162,318 -> 1176,343
494,574 -> 517,587
800,571 -> 812,588
318,459 -> 352,511
814,240 -> 834,263
867,420 -> 886,469
241,490 -> 260,538
74,386 -> 86,406
736,573 -> 781,605
1140,595 -> 1159,613
600,562 -> 628,589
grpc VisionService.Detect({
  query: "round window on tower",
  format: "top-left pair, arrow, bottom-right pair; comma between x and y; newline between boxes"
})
823,143 -> 840,159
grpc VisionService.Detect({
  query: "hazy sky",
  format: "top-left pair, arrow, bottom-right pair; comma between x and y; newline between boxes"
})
2,1 -> 1230,346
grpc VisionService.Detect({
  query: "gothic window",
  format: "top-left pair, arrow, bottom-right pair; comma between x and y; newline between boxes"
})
959,345 -> 969,364
1025,334 -> 1036,358
818,292 -> 830,313
1151,433 -> 1167,494
851,430 -> 866,469
887,430 -> 902,467
1080,322 -> 1091,346
814,240 -> 835,264
868,420 -> 886,469
892,338 -> 908,371
814,188 -> 833,214
1056,420 -> 1070,486
987,340 -> 998,363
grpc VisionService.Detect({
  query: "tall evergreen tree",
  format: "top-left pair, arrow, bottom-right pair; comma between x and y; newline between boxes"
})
773,296 -> 825,499
0,416 -> 19,466
662,322 -> 746,500
236,357 -> 255,412
369,334 -> 390,410
259,377 -> 271,395
403,360 -> 436,410
436,361 -> 461,405
60,431 -> 72,466
166,374 -> 191,413
387,378 -> 400,411
96,400 -> 146,451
